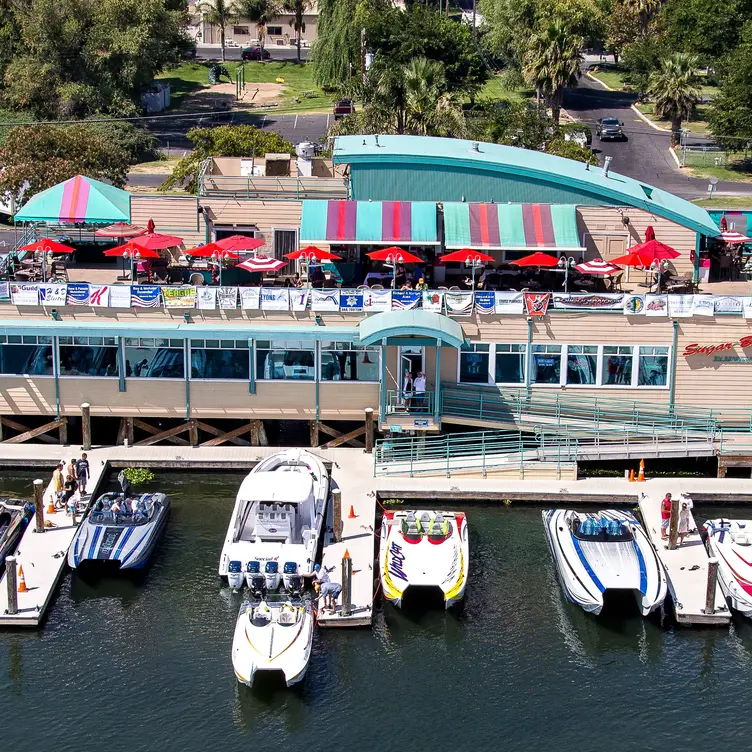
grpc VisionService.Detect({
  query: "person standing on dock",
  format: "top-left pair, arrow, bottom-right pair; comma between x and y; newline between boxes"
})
678,501 -> 691,545
63,472 -> 78,516
660,493 -> 672,540
66,458 -> 78,487
414,371 -> 427,412
76,454 -> 90,496
52,463 -> 65,508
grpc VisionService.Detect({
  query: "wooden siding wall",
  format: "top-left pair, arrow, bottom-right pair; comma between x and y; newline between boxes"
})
130,195 -> 205,247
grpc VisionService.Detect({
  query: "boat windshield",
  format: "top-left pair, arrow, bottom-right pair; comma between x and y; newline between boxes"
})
400,512 -> 453,543
572,516 -> 633,542
240,598 -> 307,627
89,493 -> 160,527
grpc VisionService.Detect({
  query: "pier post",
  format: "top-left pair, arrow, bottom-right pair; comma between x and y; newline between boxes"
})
58,416 -> 68,445
668,497 -> 680,550
125,417 -> 134,445
704,558 -> 719,615
33,478 -> 44,534
364,408 -> 374,454
81,403 -> 91,451
189,420 -> 199,447
309,420 -> 319,448
341,551 -> 352,617
6,556 -> 17,615
332,488 -> 342,542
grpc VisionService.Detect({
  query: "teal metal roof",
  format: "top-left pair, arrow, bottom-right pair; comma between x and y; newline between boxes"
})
333,136 -> 721,238
358,310 -> 465,348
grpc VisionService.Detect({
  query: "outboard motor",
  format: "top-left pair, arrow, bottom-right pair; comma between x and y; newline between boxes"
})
227,560 -> 244,591
264,560 -> 281,591
248,575 -> 267,599
283,562 -> 303,595
245,560 -> 261,589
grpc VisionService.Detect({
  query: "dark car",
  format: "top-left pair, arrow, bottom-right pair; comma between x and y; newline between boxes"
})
241,46 -> 271,61
596,117 -> 625,141
333,98 -> 355,120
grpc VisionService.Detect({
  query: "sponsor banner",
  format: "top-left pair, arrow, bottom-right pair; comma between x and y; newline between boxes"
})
692,295 -> 715,317
339,290 -> 364,313
363,289 -> 391,312
552,293 -> 624,310
494,292 -> 524,315
39,284 -> 67,306
218,286 -> 238,310
623,294 -> 645,315
714,295 -> 744,313
163,286 -> 197,308
66,282 -> 91,306
645,294 -> 668,317
240,287 -> 260,310
0,281 -> 9,301
667,294 -> 694,318
290,288 -> 310,312
391,290 -> 421,311
422,290 -> 444,313
523,292 -> 551,317
311,289 -> 340,311
88,285 -> 110,307
745,298 -> 752,320
10,283 -> 39,306
196,287 -> 217,310
474,290 -> 495,314
261,288 -> 290,311
131,285 -> 161,308
109,285 -> 131,308
445,290 -> 474,317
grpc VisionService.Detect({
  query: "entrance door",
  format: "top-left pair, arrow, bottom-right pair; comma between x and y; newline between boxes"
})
399,346 -> 425,391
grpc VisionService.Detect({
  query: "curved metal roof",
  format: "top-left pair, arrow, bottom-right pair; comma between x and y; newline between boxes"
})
358,310 -> 465,348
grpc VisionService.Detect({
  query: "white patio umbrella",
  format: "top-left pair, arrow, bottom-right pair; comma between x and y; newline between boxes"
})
237,255 -> 287,273
574,258 -> 622,275
721,230 -> 752,244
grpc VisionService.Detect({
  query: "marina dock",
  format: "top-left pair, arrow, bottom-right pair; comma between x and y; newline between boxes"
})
638,491 -> 730,626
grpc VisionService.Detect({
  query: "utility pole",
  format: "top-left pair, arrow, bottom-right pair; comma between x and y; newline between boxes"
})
360,27 -> 366,87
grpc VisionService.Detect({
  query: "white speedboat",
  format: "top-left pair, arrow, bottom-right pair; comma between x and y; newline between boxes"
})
219,449 -> 329,587
68,492 -> 170,569
379,509 -> 469,609
543,509 -> 667,616
231,596 -> 314,688
703,519 -> 752,617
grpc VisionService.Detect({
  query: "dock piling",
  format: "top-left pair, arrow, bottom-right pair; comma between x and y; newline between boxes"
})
33,478 -> 44,534
81,403 -> 91,451
704,557 -> 719,615
332,488 -> 342,542
364,408 -> 374,454
341,550 -> 352,617
668,497 -> 680,550
5,556 -> 17,615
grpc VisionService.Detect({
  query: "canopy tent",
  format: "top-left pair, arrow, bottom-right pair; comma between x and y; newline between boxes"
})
300,200 -> 439,245
443,202 -> 584,252
359,310 -> 465,349
14,175 -> 131,224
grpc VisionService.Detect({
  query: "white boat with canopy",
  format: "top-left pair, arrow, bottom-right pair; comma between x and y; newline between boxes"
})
703,519 -> 752,617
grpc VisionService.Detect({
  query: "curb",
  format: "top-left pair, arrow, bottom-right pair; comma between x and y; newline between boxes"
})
586,71 -> 612,91
631,104 -> 672,133
667,146 -> 682,168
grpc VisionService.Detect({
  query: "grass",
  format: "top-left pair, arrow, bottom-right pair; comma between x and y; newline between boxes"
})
588,65 -> 630,91
634,102 -> 712,135
477,75 -> 534,104
684,154 -> 752,184
128,155 -> 182,174
693,197 -> 752,209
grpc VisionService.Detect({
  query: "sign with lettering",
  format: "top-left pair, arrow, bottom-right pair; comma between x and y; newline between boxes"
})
683,336 -> 752,357
388,541 -> 408,581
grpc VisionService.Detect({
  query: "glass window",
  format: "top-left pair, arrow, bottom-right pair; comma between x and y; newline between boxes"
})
320,341 -> 379,381
256,340 -> 316,381
124,345 -> 184,378
0,344 -> 53,375
191,348 -> 250,380
495,344 -> 526,384
566,345 -> 598,385
273,229 -> 298,257
459,343 -> 490,384
60,345 -> 119,377
638,346 -> 669,387
531,345 -> 561,384
602,346 -> 633,386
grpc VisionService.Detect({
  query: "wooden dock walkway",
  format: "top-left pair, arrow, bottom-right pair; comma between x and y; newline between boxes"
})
638,490 -> 730,626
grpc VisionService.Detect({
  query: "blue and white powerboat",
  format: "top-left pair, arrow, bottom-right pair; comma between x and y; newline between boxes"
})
68,492 -> 170,569
543,509 -> 667,616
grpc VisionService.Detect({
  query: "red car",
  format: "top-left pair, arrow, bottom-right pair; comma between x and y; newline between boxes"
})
242,46 -> 271,61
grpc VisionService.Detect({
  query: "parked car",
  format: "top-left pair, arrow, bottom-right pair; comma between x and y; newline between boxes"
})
241,46 -> 271,61
596,117 -> 625,141
333,98 -> 355,120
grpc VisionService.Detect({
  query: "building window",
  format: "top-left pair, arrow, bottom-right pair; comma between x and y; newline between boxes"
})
531,345 -> 562,385
0,335 -> 53,376
273,228 -> 298,258
233,25 -> 249,35
459,343 -> 490,384
638,346 -> 669,386
59,336 -> 119,377
266,25 -> 282,35
494,344 -> 525,384
566,345 -> 598,386
256,340 -> 315,380
602,346 -> 633,386
190,339 -> 250,380
320,341 -> 379,381
124,337 -> 185,379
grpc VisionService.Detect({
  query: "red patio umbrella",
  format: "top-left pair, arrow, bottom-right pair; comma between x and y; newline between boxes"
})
610,250 -> 653,267
721,230 -> 752,244
215,235 -> 265,253
183,243 -> 241,259
104,242 -> 159,280
627,238 -> 680,262
94,223 -> 147,239
147,218 -> 156,234
132,233 -> 184,250
237,255 -> 287,273
645,225 -> 656,241
574,258 -> 622,275
20,238 -> 75,254
285,246 -> 342,262
367,247 -> 424,289
439,249 -> 496,264
509,251 -> 560,267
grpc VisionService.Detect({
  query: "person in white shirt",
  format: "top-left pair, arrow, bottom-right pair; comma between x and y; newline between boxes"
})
413,371 -> 427,411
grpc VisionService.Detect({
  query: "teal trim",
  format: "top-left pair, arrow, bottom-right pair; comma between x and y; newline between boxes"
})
669,321 -> 678,411
315,340 -> 320,422
356,201 -> 382,242
411,202 -> 440,244
184,340 -> 190,419
359,310 -> 465,349
385,336 -> 439,346
118,336 -> 126,393
443,202 -> 471,247
380,339 -> 387,422
53,336 -> 60,419
300,200 -> 328,243
694,233 -> 701,284
434,339 -> 441,426
550,205 -> 580,248
248,338 -> 256,395
498,204 -> 523,247
525,319 -> 533,393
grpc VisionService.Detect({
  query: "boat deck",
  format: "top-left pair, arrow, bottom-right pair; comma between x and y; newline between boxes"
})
638,491 -> 730,626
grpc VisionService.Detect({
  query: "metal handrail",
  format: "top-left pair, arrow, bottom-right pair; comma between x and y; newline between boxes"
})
385,388 -> 434,415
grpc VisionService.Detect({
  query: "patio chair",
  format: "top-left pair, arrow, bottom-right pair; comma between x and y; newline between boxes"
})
371,284 -> 384,289
438,286 -> 449,290
50,260 -> 68,282
449,285 -> 460,290
608,272 -> 623,292
189,272 -> 205,286
357,285 -> 369,289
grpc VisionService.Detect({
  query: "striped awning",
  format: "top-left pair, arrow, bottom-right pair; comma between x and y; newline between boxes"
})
300,200 -> 439,245
443,203 -> 584,251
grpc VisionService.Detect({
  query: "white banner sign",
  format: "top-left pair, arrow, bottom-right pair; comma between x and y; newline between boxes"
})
745,298 -> 752,320
692,295 -> 715,317
494,291 -> 524,315
623,294 -> 645,315
290,289 -> 310,312
311,289 -> 340,311
196,287 -> 217,310
261,288 -> 290,311
89,284 -> 110,307
422,290 -> 444,313
10,283 -> 39,305
714,295 -> 744,313
39,284 -> 67,306
363,289 -> 391,312
645,295 -> 668,317
109,285 -> 132,308
218,286 -> 238,310
240,287 -> 260,310
667,294 -> 694,318
444,290 -> 473,317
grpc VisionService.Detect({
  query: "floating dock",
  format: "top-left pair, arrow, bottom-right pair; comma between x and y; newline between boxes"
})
638,491 -> 730,626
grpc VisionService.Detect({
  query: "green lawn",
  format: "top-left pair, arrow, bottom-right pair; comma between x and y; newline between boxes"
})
588,66 -> 630,91
635,102 -> 712,135
477,75 -> 534,104
693,196 -> 752,209
685,154 -> 752,184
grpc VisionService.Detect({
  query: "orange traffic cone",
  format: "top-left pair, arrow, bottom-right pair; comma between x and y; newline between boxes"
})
637,459 -> 646,482
47,498 -> 55,514
348,505 -> 356,519
17,565 -> 29,593
343,549 -> 351,559
628,469 -> 635,482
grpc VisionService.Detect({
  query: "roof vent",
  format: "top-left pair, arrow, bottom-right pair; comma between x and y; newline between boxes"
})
374,135 -> 380,147
602,155 -> 612,177
470,142 -> 481,153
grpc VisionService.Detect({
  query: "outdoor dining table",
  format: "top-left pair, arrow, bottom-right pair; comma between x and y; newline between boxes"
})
363,272 -> 393,286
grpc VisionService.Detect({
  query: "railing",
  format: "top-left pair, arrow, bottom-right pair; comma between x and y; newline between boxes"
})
385,389 -> 435,417
198,174 -> 349,200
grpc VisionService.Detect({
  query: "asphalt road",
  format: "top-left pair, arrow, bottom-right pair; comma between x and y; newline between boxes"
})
194,45 -> 310,62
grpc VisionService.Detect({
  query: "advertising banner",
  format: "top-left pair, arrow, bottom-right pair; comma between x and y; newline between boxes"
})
240,287 -> 260,310
645,294 -> 668,317
363,289 -> 392,312
474,290 -> 495,314
290,288 -> 310,312
131,285 -> 161,308
261,288 -> 290,311
523,292 -> 551,317
445,290 -> 474,317
422,290 -> 444,313
39,284 -> 67,306
552,293 -> 624,310
10,283 -> 39,305
494,292 -> 524,315
196,287 -> 217,310
692,295 -> 715,317
667,294 -> 694,318
391,290 -> 421,310
162,286 -> 197,308
339,290 -> 364,313
218,287 -> 239,310
109,285 -> 132,308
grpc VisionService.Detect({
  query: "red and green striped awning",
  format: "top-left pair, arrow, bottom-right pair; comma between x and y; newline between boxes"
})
443,202 -> 584,251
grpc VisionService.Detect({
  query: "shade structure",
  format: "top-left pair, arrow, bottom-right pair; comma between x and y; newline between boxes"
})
510,251 -> 560,267
721,230 -> 752,244
94,223 -> 147,239
627,238 -> 680,261
574,258 -> 622,275
367,247 -> 423,263
103,243 -> 159,259
14,175 -> 131,224
20,238 -> 75,254
215,235 -> 265,252
186,246 -> 241,260
132,233 -> 184,250
439,249 -> 496,264
610,250 -> 653,268
285,246 -> 342,261
237,255 -> 287,273
645,225 -> 656,241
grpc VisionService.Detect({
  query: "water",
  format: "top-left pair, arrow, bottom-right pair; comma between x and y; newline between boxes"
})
1,470 -> 751,751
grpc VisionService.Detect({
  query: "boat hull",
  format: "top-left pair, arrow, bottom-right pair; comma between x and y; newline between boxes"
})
703,519 -> 752,618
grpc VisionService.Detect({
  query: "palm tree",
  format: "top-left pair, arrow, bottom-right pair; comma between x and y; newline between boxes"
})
625,0 -> 662,36
523,21 -> 583,128
198,0 -> 237,62
283,0 -> 310,63
648,53 -> 700,146
236,0 -> 282,58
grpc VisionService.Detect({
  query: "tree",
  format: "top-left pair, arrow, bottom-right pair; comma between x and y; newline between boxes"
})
544,137 -> 599,164
312,0 -> 361,89
648,52 -> 700,145
0,124 -> 131,203
620,35 -> 669,92
602,1 -> 640,64
198,0 -> 237,62
235,0 -> 282,57
283,0 -> 311,63
524,20 -> 583,127
160,125 -> 294,193
624,0 -> 662,36
467,100 -> 551,149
